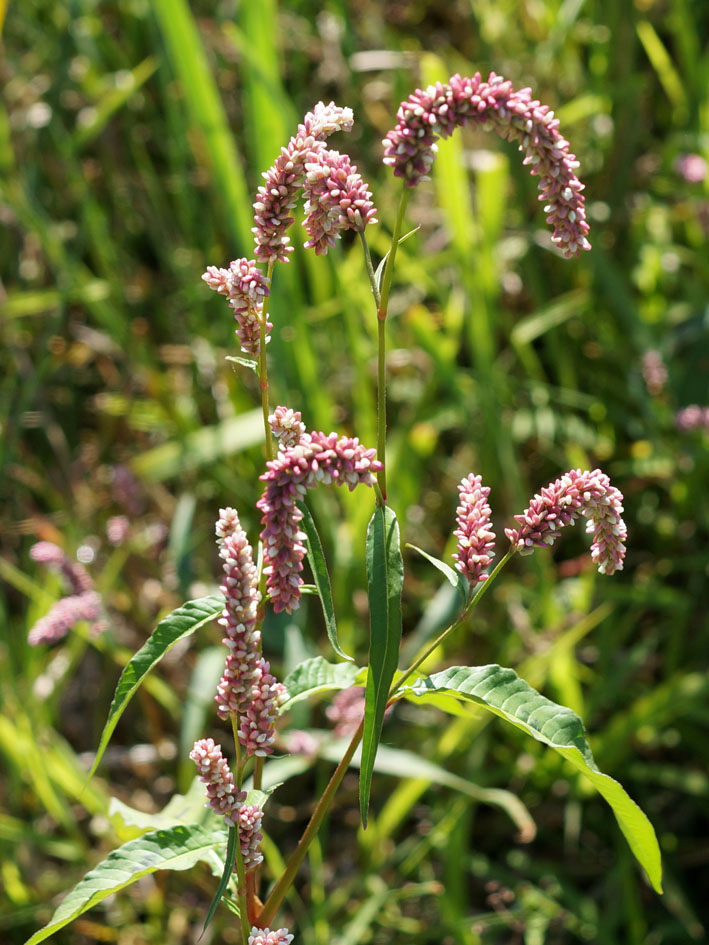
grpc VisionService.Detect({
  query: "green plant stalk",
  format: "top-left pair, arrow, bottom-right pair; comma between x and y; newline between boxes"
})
259,260 -> 276,462
233,827 -> 252,944
390,549 -> 515,695
374,186 -> 410,501
257,719 -> 364,927
257,550 -> 512,927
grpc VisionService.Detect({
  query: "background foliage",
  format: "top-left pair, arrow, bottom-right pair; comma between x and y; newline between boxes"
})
1,1 -> 708,943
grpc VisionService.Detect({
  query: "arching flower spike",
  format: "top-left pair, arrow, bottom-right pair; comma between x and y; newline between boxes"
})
383,72 -> 591,257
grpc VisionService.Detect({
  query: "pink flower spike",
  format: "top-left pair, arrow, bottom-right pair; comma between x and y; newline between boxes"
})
269,405 -> 306,449
201,258 -> 271,355
303,149 -> 377,255
237,804 -> 264,871
248,928 -> 294,945
189,738 -> 245,823
30,540 -> 93,594
28,591 -> 103,646
452,473 -> 496,585
382,72 -> 591,257
238,658 -> 288,757
257,432 -> 382,613
505,468 -> 627,575
253,102 -> 355,264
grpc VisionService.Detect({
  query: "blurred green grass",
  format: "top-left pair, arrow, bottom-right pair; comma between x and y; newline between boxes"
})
1,1 -> 709,943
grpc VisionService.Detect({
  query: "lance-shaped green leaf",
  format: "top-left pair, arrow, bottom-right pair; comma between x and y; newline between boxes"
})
407,542 -> 469,602
298,501 -> 353,661
281,656 -> 362,712
90,596 -> 223,776
24,823 -> 229,945
396,665 -> 663,893
202,825 -> 238,933
360,506 -> 403,827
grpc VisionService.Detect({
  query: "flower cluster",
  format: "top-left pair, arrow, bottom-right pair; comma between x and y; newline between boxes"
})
239,659 -> 288,757
248,928 -> 294,945
269,405 -> 306,449
253,102 -> 354,264
641,350 -> 668,396
676,404 -> 709,432
505,468 -> 626,574
238,804 -> 265,871
382,72 -> 591,257
303,149 -> 378,254
189,738 -> 245,823
202,258 -> 272,355
257,432 -> 382,613
452,473 -> 496,585
28,541 -> 104,645
214,509 -> 262,720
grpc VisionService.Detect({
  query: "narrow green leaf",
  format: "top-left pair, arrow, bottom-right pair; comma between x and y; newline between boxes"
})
90,596 -> 223,777
397,665 -> 663,893
203,825 -> 237,932
406,543 -> 468,602
360,506 -> 403,827
298,502 -> 353,661
281,656 -> 361,712
24,823 -> 228,945
373,226 -> 421,291
226,355 -> 259,374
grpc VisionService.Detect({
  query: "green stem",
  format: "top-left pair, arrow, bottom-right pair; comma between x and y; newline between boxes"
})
253,756 -> 264,791
374,186 -> 410,501
389,549 -> 514,697
259,260 -> 276,462
258,720 -> 364,928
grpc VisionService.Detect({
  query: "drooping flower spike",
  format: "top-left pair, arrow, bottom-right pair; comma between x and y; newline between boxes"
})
202,258 -> 271,355
28,541 -> 104,645
258,432 -> 382,613
452,473 -> 496,585
189,738 -> 245,824
253,102 -> 354,264
383,72 -> 591,257
505,468 -> 626,574
303,149 -> 378,255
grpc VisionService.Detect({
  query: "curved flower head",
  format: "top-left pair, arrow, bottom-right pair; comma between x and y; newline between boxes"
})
257,432 -> 382,613
269,405 -> 306,449
189,738 -> 245,823
383,72 -> 591,257
505,468 -> 626,574
201,258 -> 271,355
452,473 -> 496,584
253,102 -> 355,264
303,149 -> 377,255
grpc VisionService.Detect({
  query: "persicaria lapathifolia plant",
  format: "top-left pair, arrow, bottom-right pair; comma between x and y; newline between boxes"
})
33,74 -> 662,945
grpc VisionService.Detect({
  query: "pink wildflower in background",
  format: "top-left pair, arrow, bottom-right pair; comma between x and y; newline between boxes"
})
106,515 -> 130,546
257,432 -> 382,613
676,405 -> 709,432
189,738 -> 245,823
452,473 -> 496,584
505,468 -> 626,574
30,541 -> 93,594
383,72 -> 591,257
675,153 -> 707,184
303,149 -> 377,254
269,406 -> 306,449
248,928 -> 294,945
239,658 -> 288,757
202,258 -> 272,355
28,591 -> 103,646
641,349 -> 668,396
253,102 -> 354,264
326,686 -> 365,738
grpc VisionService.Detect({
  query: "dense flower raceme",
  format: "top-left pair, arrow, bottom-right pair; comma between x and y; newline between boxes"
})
258,432 -> 382,613
249,928 -> 294,945
676,404 -> 709,432
505,468 -> 627,574
269,405 -> 306,449
303,149 -> 378,254
383,72 -> 591,257
28,541 -> 104,645
452,473 -> 496,585
239,658 -> 288,757
214,508 -> 263,720
189,738 -> 245,824
202,258 -> 272,355
253,102 -> 354,264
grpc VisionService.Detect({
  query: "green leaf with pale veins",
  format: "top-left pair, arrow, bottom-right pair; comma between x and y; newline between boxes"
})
90,596 -> 223,776
360,506 -> 403,827
397,664 -> 663,893
24,823 -> 229,945
280,656 -> 361,712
